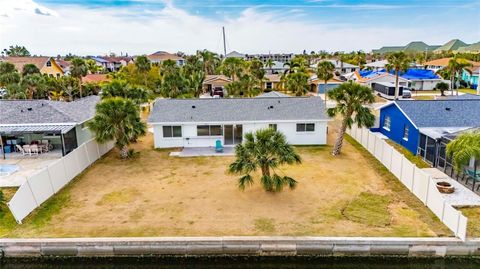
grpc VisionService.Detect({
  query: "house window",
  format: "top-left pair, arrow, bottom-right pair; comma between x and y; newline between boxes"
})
383,116 -> 391,131
197,125 -> 222,136
296,123 -> 315,132
266,82 -> 273,89
269,124 -> 277,131
403,125 -> 409,141
46,61 -> 51,67
163,126 -> 182,138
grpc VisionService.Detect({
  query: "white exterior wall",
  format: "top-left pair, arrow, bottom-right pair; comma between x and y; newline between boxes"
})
152,121 -> 328,148
361,76 -> 409,88
409,80 -> 442,91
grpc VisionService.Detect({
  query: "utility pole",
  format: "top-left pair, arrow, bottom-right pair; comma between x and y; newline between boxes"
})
222,26 -> 227,58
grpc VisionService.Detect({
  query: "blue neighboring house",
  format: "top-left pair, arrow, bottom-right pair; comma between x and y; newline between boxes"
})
377,99 -> 480,165
462,67 -> 479,89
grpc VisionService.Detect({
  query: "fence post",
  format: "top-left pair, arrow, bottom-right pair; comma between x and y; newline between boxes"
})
25,180 -> 39,207
424,176 -> 431,205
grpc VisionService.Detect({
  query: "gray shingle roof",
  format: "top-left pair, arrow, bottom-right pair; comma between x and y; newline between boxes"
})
148,97 -> 328,123
256,91 -> 290,98
394,99 -> 480,128
0,96 -> 100,125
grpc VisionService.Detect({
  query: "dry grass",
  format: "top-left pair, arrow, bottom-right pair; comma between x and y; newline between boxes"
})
460,208 -> 480,237
385,140 -> 430,169
1,122 -> 451,238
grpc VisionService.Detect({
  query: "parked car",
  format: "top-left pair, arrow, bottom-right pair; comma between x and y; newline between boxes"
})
402,89 -> 412,99
0,88 -> 6,99
212,87 -> 225,98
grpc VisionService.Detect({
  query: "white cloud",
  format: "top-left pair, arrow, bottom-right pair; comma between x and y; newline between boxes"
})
0,0 -> 473,56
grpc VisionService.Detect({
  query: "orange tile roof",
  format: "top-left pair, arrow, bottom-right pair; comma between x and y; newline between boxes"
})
81,74 -> 110,84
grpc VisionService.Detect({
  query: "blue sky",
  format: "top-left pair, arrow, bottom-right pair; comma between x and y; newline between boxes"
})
1,0 -> 479,55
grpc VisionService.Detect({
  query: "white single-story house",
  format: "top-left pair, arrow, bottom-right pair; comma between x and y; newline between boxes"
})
348,71 -> 409,88
148,97 -> 329,148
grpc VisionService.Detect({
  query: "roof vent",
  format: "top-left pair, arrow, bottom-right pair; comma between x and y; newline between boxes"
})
27,107 -> 33,111
192,105 -> 196,109
268,105 -> 274,109
445,107 -> 451,111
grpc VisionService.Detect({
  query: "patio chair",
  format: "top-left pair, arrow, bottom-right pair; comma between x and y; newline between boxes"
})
16,145 -> 27,156
22,145 -> 32,156
464,168 -> 480,191
215,140 -> 224,153
30,144 -> 40,155
41,140 -> 50,152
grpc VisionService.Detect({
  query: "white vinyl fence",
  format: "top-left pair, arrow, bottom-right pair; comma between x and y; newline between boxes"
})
346,125 -> 468,241
7,139 -> 114,224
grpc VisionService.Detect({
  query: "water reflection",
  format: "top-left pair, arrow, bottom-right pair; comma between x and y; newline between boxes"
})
1,257 -> 480,269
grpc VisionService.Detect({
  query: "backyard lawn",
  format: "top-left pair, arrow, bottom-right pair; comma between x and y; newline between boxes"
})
0,123 -> 451,238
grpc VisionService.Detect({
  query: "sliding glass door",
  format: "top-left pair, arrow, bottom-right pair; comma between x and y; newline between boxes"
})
224,125 -> 242,145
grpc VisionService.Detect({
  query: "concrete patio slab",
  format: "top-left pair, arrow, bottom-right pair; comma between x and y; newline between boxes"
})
423,168 -> 480,207
172,147 -> 235,157
0,150 -> 62,187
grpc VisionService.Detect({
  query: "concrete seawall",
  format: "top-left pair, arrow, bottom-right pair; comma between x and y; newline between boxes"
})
1,237 -> 480,258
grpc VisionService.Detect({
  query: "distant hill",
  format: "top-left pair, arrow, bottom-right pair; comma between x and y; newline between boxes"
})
372,39 -> 477,54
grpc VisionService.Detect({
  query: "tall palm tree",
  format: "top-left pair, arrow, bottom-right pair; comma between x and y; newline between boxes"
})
443,57 -> 473,96
327,81 -> 376,155
21,73 -> 45,99
385,52 -> 410,100
197,50 -> 220,75
446,130 -> 480,173
134,55 -> 151,86
265,58 -> 275,74
221,57 -> 245,82
0,62 -> 20,87
21,64 -> 40,77
316,60 -> 335,105
88,97 -> 146,159
228,128 -> 301,192
70,58 -> 88,98
284,71 -> 309,96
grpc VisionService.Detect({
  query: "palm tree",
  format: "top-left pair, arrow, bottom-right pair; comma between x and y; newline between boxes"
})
265,58 -> 275,74
436,81 -> 449,96
327,81 -> 376,155
21,73 -> 45,99
443,57 -> 472,96
86,59 -> 102,74
0,62 -> 20,87
70,58 -> 88,98
228,128 -> 301,192
197,50 -> 220,75
5,45 -> 30,56
446,130 -> 480,174
221,57 -> 245,82
385,52 -> 410,100
21,64 -> 40,77
184,70 -> 205,97
316,60 -> 335,105
134,55 -> 151,86
88,97 -> 146,159
284,72 -> 309,96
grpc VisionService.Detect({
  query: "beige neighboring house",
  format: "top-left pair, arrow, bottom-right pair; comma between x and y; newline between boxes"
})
147,51 -> 184,66
4,57 -> 64,78
263,74 -> 283,91
202,75 -> 232,94
424,57 -> 480,73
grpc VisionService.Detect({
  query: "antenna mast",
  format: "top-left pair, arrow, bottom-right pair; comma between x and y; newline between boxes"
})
222,26 -> 227,57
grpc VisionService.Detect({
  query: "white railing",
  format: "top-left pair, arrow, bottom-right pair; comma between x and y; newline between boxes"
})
7,139 -> 114,224
346,125 -> 468,240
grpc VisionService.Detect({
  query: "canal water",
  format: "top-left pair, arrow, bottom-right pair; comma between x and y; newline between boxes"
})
1,257 -> 480,269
